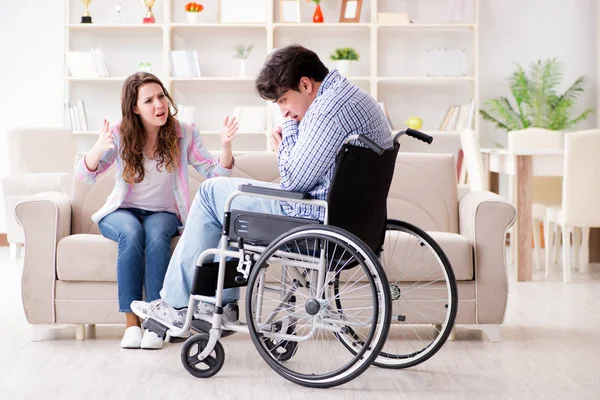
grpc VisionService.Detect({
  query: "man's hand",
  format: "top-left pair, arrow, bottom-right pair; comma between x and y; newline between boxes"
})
270,126 -> 282,152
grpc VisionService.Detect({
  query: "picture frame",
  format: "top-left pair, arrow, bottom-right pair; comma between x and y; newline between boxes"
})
219,0 -> 268,24
280,0 -> 301,23
340,0 -> 363,23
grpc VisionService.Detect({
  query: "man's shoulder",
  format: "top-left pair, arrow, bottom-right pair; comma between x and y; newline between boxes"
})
313,81 -> 363,115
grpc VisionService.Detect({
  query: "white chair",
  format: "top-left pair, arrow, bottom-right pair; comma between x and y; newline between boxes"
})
459,128 -> 487,191
545,129 -> 600,283
1,128 -> 76,259
507,128 -> 564,271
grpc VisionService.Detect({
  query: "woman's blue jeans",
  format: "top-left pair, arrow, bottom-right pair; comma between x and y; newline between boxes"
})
98,208 -> 181,313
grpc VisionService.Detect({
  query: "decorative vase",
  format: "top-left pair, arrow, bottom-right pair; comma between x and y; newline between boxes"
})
186,12 -> 199,24
335,60 -> 353,77
313,4 -> 323,23
239,59 -> 246,78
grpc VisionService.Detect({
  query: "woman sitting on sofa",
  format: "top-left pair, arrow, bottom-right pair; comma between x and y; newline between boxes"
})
75,72 -> 238,349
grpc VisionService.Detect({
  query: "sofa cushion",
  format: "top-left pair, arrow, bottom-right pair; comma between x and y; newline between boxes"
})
387,153 -> 459,233
57,234 -> 181,282
383,231 -> 473,281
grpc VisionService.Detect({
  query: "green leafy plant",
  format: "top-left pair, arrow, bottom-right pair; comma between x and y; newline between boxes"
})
232,43 -> 253,60
329,48 -> 359,62
480,58 -> 593,132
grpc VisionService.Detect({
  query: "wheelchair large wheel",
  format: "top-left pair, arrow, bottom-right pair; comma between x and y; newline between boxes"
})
245,225 -> 392,389
335,219 -> 457,369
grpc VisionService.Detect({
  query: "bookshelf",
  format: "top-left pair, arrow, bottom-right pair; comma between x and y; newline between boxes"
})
64,0 -> 478,156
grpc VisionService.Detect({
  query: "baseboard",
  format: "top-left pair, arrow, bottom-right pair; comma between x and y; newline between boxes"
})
0,234 -> 7,247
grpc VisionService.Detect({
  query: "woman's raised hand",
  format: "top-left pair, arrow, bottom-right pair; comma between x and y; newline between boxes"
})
221,116 -> 238,148
92,119 -> 115,155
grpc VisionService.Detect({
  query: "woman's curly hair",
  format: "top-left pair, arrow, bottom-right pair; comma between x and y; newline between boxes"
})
119,72 -> 179,184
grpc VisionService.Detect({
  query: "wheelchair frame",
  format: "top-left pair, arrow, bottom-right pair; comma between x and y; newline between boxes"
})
142,129 -> 444,387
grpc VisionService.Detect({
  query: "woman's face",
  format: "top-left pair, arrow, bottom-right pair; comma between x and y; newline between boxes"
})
134,82 -> 169,128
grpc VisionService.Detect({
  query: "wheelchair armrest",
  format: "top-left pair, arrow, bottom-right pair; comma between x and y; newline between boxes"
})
239,184 -> 311,200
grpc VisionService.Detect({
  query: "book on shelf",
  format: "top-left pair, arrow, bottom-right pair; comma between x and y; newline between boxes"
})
170,50 -> 201,78
66,48 -> 109,78
64,100 -> 89,131
439,99 -> 475,132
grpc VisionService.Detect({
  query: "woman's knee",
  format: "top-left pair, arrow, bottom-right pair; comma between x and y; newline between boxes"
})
143,216 -> 179,248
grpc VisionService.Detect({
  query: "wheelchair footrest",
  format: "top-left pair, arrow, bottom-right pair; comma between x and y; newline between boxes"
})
191,319 -> 236,338
142,317 -> 169,340
191,260 -> 248,296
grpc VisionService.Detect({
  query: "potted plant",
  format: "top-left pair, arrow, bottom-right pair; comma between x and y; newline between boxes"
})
330,48 -> 359,77
185,2 -> 204,24
233,43 -> 254,77
480,58 -> 593,134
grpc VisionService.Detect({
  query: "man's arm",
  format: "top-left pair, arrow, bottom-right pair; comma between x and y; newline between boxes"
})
278,112 -> 343,193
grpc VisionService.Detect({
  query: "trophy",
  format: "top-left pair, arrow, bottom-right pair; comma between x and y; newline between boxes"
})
142,0 -> 157,24
80,0 -> 93,23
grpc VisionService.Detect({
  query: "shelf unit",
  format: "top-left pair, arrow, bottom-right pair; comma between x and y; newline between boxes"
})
64,0 -> 478,155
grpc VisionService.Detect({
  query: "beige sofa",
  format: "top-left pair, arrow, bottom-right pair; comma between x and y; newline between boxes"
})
1,128 -> 76,259
16,152 -> 516,342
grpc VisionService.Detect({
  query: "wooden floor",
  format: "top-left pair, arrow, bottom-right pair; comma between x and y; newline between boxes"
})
1,247 -> 599,399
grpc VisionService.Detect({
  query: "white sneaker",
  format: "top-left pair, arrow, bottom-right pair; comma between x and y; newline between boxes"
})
193,302 -> 239,325
140,330 -> 164,350
130,299 -> 188,331
121,326 -> 142,349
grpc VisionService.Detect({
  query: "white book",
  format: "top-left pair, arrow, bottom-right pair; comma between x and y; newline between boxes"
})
446,106 -> 459,131
92,48 -> 110,77
89,48 -> 104,77
170,52 -> 178,77
465,99 -> 476,130
192,50 -> 201,77
69,105 -> 80,131
66,52 -> 86,77
82,52 -> 100,78
76,100 -> 88,131
455,104 -> 470,132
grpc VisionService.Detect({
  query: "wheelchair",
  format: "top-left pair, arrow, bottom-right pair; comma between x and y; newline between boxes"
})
143,128 -> 458,388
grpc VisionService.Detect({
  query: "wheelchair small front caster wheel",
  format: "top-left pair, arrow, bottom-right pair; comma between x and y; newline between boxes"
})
180,333 -> 225,378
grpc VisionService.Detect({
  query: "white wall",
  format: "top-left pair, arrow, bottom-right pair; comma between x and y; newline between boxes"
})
0,0 -> 597,232
0,2 -> 65,232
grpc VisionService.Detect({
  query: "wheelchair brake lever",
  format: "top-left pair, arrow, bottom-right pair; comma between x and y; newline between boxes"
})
235,238 -> 254,284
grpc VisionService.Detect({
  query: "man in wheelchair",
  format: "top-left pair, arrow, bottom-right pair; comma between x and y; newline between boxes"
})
130,43 -> 394,335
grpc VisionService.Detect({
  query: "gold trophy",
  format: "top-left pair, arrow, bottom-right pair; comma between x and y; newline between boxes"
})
142,0 -> 157,24
80,0 -> 93,23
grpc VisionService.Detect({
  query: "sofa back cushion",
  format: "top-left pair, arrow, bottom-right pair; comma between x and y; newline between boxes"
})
388,153 -> 458,233
70,151 -> 458,235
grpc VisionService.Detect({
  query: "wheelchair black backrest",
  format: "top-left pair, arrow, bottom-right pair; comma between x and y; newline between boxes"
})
326,139 -> 400,254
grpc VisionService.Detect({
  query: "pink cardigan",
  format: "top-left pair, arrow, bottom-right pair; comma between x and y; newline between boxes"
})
75,121 -> 232,226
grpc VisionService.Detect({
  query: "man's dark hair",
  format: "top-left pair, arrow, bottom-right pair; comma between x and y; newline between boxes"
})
255,44 -> 329,101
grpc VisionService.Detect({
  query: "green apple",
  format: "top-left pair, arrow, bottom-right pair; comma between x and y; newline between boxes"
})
405,116 -> 422,129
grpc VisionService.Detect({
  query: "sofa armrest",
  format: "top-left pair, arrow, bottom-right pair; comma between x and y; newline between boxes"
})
15,192 -> 72,324
2,173 -> 68,244
459,191 -> 516,324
